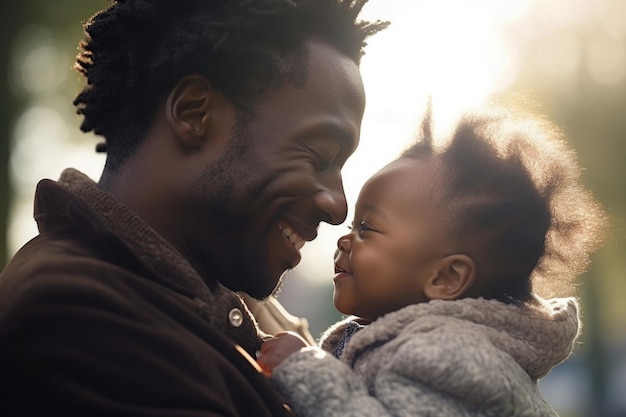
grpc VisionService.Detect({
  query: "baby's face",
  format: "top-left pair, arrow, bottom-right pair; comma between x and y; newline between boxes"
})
333,157 -> 453,320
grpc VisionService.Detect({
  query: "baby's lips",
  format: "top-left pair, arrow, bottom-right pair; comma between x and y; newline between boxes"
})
334,261 -> 350,274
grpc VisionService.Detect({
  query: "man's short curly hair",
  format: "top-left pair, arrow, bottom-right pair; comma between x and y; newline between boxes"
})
73,0 -> 387,165
402,105 -> 607,302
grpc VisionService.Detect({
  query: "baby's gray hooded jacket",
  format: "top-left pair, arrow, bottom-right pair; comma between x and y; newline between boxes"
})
272,296 -> 579,417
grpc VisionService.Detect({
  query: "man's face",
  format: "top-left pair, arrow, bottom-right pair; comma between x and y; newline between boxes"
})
184,41 -> 366,298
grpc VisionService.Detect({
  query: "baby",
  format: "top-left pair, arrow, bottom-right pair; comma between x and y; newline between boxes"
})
257,106 -> 606,417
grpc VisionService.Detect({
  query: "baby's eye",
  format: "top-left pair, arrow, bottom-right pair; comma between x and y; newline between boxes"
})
357,221 -> 375,237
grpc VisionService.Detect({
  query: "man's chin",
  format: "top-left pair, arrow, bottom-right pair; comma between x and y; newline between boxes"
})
232,271 -> 286,301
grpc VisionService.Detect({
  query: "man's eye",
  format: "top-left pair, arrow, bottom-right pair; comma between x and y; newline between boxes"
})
310,149 -> 334,171
304,142 -> 338,172
314,154 -> 331,170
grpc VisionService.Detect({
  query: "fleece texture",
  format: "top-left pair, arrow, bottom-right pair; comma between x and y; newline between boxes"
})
272,296 -> 580,417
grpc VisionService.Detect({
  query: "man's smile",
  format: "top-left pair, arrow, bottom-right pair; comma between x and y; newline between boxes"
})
279,223 -> 306,252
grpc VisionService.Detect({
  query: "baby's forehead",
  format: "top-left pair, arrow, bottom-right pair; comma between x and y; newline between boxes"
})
357,157 -> 450,211
367,157 -> 450,192
374,156 -> 443,177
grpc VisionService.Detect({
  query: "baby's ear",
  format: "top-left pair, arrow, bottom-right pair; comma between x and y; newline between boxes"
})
424,254 -> 476,300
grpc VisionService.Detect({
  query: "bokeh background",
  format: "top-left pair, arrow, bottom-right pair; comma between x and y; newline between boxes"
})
0,1 -> 624,416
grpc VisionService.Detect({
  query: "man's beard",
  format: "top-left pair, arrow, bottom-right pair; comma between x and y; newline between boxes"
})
201,215 -> 283,299
187,115 -> 283,299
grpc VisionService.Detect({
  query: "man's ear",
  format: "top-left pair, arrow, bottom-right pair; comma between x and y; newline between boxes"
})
165,74 -> 213,149
424,254 -> 476,300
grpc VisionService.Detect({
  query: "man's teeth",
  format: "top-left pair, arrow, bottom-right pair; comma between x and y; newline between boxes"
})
280,226 -> 306,250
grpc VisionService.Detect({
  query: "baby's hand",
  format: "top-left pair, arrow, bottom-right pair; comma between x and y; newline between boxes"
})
256,331 -> 309,375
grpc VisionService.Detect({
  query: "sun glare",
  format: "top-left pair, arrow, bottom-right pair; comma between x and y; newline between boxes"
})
295,0 -> 532,283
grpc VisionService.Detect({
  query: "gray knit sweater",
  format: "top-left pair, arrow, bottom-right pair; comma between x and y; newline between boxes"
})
272,296 -> 579,417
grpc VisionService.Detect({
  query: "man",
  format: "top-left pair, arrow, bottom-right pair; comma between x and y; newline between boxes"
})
0,0 -> 386,415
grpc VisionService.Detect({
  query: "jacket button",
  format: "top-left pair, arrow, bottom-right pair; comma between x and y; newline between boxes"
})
228,308 -> 243,327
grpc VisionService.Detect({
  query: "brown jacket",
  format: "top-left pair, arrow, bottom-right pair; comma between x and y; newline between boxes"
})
0,169 -> 292,417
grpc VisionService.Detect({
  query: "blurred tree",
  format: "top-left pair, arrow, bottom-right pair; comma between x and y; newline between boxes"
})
0,0 -> 106,267
0,3 -> 26,268
501,6 -> 626,414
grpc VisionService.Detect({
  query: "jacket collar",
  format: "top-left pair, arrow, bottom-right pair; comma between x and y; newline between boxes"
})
34,168 -> 263,352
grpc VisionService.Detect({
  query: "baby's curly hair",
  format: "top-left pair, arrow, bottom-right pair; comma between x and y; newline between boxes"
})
73,0 -> 388,166
402,105 -> 606,302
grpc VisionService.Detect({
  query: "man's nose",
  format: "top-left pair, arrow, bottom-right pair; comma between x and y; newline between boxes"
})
313,180 -> 347,225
